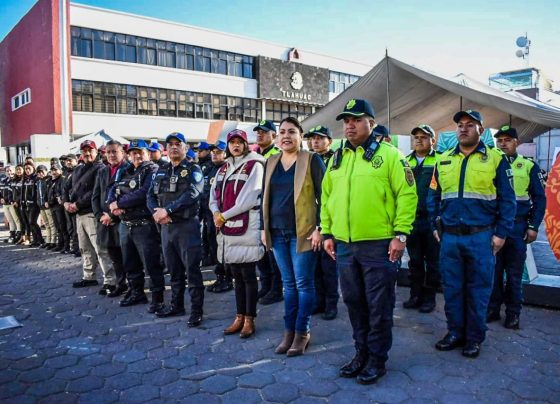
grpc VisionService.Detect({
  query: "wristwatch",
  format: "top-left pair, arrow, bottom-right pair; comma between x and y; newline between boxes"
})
395,234 -> 407,243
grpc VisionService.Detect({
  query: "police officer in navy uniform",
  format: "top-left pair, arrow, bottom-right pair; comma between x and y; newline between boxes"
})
108,140 -> 164,311
304,126 -> 338,320
487,126 -> 546,329
429,110 -> 516,358
197,141 -> 213,175
147,132 -> 205,327
148,142 -> 168,169
403,124 -> 441,313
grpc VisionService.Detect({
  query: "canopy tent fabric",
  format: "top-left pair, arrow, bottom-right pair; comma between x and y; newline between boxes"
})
68,130 -> 129,154
303,56 -> 560,143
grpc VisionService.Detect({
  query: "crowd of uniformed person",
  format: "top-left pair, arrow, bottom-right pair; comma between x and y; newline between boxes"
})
0,98 -> 546,385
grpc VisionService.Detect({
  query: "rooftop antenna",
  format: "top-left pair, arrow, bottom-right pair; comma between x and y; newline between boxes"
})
515,33 -> 531,66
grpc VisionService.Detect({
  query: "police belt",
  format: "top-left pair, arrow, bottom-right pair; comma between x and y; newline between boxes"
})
122,218 -> 153,227
443,224 -> 492,236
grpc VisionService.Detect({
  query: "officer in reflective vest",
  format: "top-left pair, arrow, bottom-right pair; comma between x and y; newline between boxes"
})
487,126 -> 546,329
322,99 -> 418,384
108,140 -> 163,311
147,132 -> 205,327
403,124 -> 441,313
428,110 -> 516,358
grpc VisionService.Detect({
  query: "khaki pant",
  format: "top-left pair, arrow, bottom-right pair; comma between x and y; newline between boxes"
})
76,213 -> 115,285
4,204 -> 21,232
39,208 -> 57,244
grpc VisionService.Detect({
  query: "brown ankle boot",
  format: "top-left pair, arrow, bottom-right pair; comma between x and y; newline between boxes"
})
240,316 -> 255,338
275,331 -> 295,354
223,314 -> 244,335
286,332 -> 311,357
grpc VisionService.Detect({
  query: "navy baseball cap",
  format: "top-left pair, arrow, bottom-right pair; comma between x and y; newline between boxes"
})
253,119 -> 277,133
453,110 -> 483,125
336,99 -> 375,121
411,124 -> 436,138
166,132 -> 187,144
494,125 -> 518,139
128,139 -> 150,152
186,149 -> 196,159
66,154 -> 78,160
36,165 -> 48,172
51,163 -> 63,171
210,141 -> 227,151
304,126 -> 332,139
372,124 -> 389,138
197,141 -> 211,150
148,142 -> 163,152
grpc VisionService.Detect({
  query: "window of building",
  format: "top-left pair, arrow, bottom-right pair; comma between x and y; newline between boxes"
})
329,71 -> 360,94
265,101 -> 313,122
11,88 -> 32,111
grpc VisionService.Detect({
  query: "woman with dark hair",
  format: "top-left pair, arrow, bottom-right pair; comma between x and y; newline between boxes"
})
210,129 -> 265,338
261,116 -> 326,356
11,165 -> 26,244
22,163 -> 44,246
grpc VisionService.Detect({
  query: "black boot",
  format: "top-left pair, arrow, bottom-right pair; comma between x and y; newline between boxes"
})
120,289 -> 148,307
504,313 -> 520,329
339,348 -> 368,378
357,357 -> 387,385
212,276 -> 233,293
12,231 -> 22,244
403,294 -> 422,309
148,291 -> 165,314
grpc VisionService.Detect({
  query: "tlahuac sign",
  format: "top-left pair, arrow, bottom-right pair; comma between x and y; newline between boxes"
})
256,56 -> 329,104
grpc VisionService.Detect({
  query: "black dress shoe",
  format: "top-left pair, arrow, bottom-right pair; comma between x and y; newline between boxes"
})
419,302 -> 436,313
39,243 -> 49,249
435,333 -> 465,351
119,292 -> 148,307
259,291 -> 283,305
107,285 -> 127,298
403,296 -> 422,309
504,313 -> 520,329
462,342 -> 481,358
72,279 -> 99,288
60,248 -> 70,254
357,359 -> 387,385
148,302 -> 165,314
322,308 -> 337,321
212,279 -> 233,293
156,305 -> 186,317
486,310 -> 501,323
187,313 -> 203,327
98,284 -> 114,295
312,305 -> 326,315
257,288 -> 270,299
339,350 -> 368,378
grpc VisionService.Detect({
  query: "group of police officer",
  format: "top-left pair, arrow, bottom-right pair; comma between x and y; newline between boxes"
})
1,97 -> 546,386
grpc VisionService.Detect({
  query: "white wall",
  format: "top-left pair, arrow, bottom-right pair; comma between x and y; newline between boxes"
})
69,3 -> 371,77
71,58 -> 258,98
30,134 -> 70,158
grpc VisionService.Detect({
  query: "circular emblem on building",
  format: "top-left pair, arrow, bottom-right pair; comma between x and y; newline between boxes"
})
290,72 -> 303,90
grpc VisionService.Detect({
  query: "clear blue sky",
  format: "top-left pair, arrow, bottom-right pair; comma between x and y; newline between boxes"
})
2,0 -> 559,84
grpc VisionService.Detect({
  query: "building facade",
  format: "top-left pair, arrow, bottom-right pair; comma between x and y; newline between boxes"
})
0,0 -> 369,162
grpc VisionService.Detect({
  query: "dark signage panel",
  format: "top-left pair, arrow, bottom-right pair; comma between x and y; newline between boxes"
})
257,56 -> 329,105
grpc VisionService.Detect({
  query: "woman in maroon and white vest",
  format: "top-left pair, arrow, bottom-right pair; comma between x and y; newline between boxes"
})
209,129 -> 265,338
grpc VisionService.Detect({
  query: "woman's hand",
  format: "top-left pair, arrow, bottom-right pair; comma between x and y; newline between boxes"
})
213,211 -> 226,228
308,229 -> 323,251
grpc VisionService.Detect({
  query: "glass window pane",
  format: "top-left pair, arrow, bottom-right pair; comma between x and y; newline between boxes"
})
136,37 -> 146,47
117,98 -> 127,114
148,99 -> 157,115
81,28 -> 92,38
126,45 -> 136,63
105,42 -> 115,60
166,51 -> 175,68
176,53 -> 186,69
80,39 -> 92,57
116,43 -> 126,61
146,48 -> 156,65
72,94 -> 82,111
82,94 -> 93,112
127,98 -> 137,114
93,40 -> 104,58
157,50 -> 166,66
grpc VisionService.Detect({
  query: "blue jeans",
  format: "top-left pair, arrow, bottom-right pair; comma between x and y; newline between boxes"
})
271,229 -> 317,333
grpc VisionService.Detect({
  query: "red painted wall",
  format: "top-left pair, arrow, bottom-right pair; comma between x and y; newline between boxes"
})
0,0 -> 65,147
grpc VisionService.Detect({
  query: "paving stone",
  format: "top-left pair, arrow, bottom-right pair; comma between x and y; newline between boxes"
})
119,385 -> 160,402
77,389 -> 119,404
0,381 -> 27,399
113,349 -> 145,363
159,379 -> 199,399
221,387 -> 262,404
162,354 -> 196,369
261,382 -> 300,403
405,364 -> 445,382
180,393 -> 221,404
26,379 -> 67,396
43,355 -> 79,369
0,369 -> 19,383
274,368 -> 310,385
292,397 -> 327,404
143,368 -> 180,386
439,392 -> 479,404
127,358 -> 162,373
509,380 -> 554,401
299,379 -> 339,397
10,356 -> 45,371
238,371 -> 276,388
53,365 -> 90,381
328,390 -> 370,403
66,375 -> 105,393
104,372 -> 142,390
366,386 -> 410,403
199,374 -> 237,394
37,392 -> 79,404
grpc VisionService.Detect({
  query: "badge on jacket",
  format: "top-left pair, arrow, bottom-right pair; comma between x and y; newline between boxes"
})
129,180 -> 136,189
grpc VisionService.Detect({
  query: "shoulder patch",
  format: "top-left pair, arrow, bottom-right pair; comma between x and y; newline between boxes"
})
506,169 -> 513,177
405,167 -> 415,186
192,171 -> 203,183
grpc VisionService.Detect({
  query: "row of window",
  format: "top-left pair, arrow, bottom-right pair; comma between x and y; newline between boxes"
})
329,71 -> 360,94
266,102 -> 314,123
11,88 -> 31,111
70,26 -> 254,79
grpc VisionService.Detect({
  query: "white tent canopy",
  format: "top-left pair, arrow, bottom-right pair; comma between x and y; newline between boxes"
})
68,130 -> 129,154
303,56 -> 560,143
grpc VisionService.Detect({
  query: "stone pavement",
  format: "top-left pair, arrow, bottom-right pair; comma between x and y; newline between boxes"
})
0,236 -> 559,403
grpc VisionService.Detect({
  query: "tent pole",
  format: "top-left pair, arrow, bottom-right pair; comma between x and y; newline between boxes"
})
509,114 -> 512,126
385,49 -> 391,129
460,96 -> 463,110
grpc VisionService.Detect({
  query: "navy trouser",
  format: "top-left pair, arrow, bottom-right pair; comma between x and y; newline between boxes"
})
337,239 -> 398,367
202,208 -> 228,279
407,227 -> 440,302
314,250 -> 339,311
440,229 -> 494,343
119,222 -> 165,293
257,250 -> 283,294
161,219 -> 204,314
489,221 -> 527,315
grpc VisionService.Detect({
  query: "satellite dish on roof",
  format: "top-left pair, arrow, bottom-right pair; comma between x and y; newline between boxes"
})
515,49 -> 525,58
516,36 -> 528,47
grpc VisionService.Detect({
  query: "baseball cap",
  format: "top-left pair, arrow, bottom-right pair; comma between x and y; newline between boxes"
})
253,119 -> 277,133
98,145 -> 107,153
128,139 -> 150,152
227,129 -> 248,143
59,155 -> 67,161
36,165 -> 48,172
373,125 -> 389,138
494,125 -> 518,139
165,132 -> 187,144
197,141 -> 211,150
210,141 -> 227,151
66,154 -> 78,161
51,163 -> 63,171
453,110 -> 483,125
411,124 -> 436,138
304,126 -> 332,139
186,149 -> 196,159
336,99 -> 375,121
80,140 -> 97,150
148,142 -> 164,152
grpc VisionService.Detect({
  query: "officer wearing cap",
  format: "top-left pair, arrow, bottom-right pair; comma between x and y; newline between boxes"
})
372,124 -> 391,143
254,120 -> 284,304
403,124 -> 442,313
148,142 -> 168,169
487,126 -> 546,329
186,148 -> 196,162
108,140 -> 164,310
197,141 -> 213,176
429,110 -> 516,358
303,125 -> 338,319
322,99 -> 417,384
147,132 -> 205,327
202,141 -> 233,292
